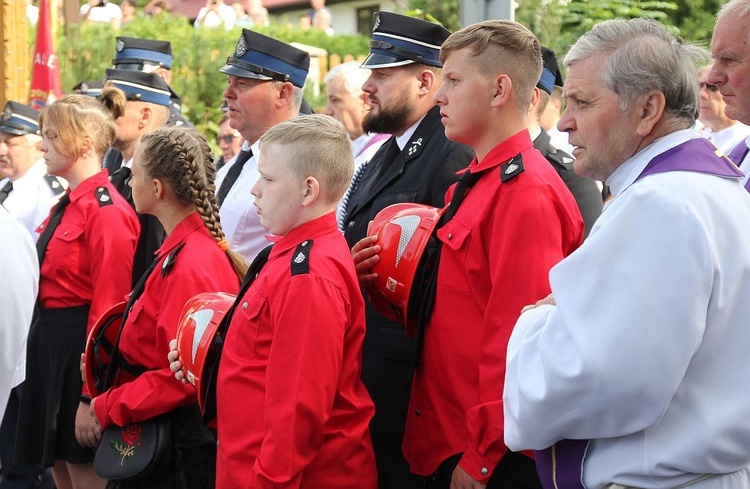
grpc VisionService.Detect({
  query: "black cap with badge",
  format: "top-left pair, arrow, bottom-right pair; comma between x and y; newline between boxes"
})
220,29 -> 310,89
112,37 -> 173,71
362,11 -> 451,69
537,46 -> 564,95
104,69 -> 172,107
0,101 -> 40,136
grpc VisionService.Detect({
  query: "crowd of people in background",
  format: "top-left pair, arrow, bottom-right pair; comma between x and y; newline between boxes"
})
4,1 -> 750,489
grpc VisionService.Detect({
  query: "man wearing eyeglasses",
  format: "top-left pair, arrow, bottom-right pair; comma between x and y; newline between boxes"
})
214,113 -> 243,171
697,63 -> 750,155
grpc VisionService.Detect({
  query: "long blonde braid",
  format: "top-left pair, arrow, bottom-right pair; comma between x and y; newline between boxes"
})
139,126 -> 249,279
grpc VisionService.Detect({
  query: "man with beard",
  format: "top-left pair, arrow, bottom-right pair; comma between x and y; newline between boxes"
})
342,11 -> 474,488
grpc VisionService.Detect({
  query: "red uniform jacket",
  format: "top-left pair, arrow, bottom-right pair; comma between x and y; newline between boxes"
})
216,213 -> 377,489
402,131 -> 584,482
94,212 -> 240,427
38,169 -> 139,336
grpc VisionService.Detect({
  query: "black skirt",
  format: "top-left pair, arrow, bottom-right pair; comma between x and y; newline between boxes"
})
15,305 -> 94,467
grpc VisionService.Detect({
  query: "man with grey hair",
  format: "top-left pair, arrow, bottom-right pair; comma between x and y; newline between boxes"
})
504,18 -> 750,488
708,0 -> 750,190
322,61 -> 389,228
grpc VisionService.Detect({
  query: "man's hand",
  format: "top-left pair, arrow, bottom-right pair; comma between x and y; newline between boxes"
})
168,338 -> 189,384
351,235 -> 380,287
450,464 -> 487,489
74,401 -> 101,448
521,293 -> 555,314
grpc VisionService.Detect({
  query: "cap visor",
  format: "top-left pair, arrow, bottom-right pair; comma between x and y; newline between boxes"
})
360,53 -> 416,69
0,126 -> 34,137
219,64 -> 274,81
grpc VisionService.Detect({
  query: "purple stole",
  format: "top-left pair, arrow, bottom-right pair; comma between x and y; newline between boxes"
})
725,141 -> 750,192
533,138 -> 742,489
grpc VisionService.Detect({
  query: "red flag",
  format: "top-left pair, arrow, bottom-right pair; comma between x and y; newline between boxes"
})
29,0 -> 63,110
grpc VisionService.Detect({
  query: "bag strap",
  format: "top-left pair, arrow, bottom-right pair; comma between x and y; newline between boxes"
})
202,243 -> 274,424
103,243 -> 186,391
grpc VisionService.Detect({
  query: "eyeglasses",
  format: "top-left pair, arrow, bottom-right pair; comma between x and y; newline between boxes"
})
216,134 -> 240,144
700,82 -> 720,93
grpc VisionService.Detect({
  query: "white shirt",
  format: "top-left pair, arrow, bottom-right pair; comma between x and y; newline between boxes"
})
0,207 -> 39,414
80,2 -> 122,23
195,4 -> 236,30
215,139 -> 266,262
547,125 -> 576,155
701,122 -> 750,155
504,130 -> 750,488
2,159 -> 66,241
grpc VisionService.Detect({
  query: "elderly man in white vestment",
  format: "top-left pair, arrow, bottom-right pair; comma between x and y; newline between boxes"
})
503,18 -> 750,489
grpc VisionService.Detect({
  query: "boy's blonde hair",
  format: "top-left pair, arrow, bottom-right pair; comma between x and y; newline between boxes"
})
440,20 -> 542,114
259,114 -> 354,204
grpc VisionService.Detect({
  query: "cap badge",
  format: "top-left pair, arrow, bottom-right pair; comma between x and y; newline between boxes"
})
116,40 -> 124,52
373,13 -> 380,32
1,106 -> 11,124
236,36 -> 248,57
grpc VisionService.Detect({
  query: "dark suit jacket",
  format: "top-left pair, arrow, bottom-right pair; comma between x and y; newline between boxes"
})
534,129 -> 603,238
343,105 -> 474,433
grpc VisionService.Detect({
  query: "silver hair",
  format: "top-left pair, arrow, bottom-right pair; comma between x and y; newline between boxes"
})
718,0 -> 750,21
564,18 -> 709,126
323,61 -> 371,96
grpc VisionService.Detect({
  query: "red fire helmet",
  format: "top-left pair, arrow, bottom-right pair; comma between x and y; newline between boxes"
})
175,291 -> 236,412
84,301 -> 126,397
368,203 -> 445,337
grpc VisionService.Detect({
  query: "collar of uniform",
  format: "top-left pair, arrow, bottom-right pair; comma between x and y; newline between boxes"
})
606,129 -> 694,199
267,212 -> 339,258
471,129 -> 534,173
156,211 -> 206,259
10,159 -> 47,191
68,169 -> 111,204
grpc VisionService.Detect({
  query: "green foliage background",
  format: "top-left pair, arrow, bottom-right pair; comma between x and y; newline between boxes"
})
54,0 -> 728,140
53,13 -> 369,138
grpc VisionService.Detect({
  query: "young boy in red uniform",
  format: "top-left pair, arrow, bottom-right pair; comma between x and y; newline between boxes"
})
213,114 -> 377,488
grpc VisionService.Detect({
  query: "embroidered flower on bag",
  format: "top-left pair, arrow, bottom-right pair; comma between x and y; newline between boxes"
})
111,423 -> 143,466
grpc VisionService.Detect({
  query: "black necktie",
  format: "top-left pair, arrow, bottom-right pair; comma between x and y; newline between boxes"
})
36,193 -> 71,266
372,136 -> 400,183
0,181 -> 13,204
346,138 -> 400,216
110,166 -> 132,202
441,168 -> 483,222
217,149 -> 253,207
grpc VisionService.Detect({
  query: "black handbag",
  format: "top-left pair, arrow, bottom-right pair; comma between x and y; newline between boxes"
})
94,415 -> 172,480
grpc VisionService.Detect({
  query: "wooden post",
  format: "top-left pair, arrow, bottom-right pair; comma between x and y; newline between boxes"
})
0,0 -> 31,105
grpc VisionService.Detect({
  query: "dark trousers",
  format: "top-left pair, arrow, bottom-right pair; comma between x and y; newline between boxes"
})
0,385 -> 54,489
372,432 -> 425,489
423,451 -> 542,489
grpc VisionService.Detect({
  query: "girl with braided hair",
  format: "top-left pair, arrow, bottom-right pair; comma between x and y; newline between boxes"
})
76,126 -> 245,488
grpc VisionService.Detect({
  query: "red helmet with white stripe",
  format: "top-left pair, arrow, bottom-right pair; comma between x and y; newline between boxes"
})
175,292 -> 236,412
367,203 -> 445,337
